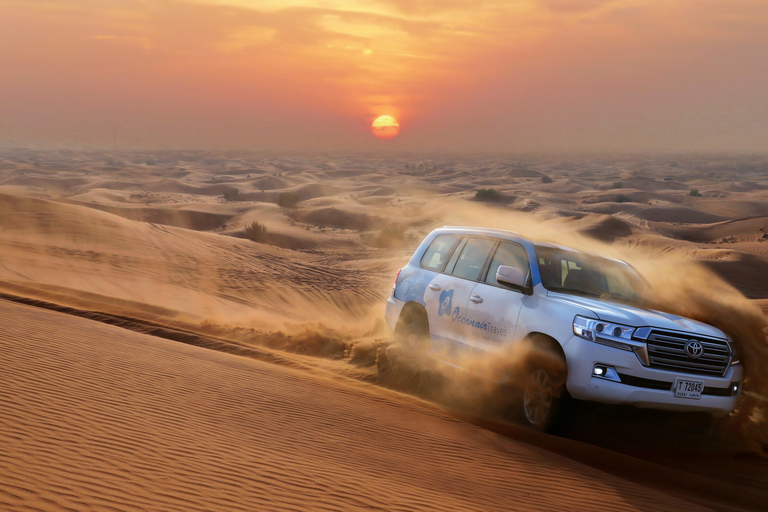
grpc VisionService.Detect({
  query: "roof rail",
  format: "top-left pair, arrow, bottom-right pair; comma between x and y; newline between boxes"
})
440,225 -> 520,236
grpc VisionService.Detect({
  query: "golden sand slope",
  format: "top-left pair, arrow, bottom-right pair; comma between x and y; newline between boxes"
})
0,299 -> 709,512
0,192 -> 390,332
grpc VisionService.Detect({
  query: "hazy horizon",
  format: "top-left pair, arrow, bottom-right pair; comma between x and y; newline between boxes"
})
2,0 -> 766,152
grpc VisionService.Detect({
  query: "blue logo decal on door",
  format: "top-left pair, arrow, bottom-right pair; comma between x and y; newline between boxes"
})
438,289 -> 454,316
437,288 -> 508,338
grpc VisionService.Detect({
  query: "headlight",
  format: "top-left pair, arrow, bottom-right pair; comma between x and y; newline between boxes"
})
730,344 -> 741,366
573,315 -> 635,342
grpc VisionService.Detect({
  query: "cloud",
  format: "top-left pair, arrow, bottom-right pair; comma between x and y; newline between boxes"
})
0,0 -> 766,150
537,0 -> 618,14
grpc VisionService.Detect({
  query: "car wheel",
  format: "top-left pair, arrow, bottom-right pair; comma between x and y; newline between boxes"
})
518,360 -> 576,434
522,368 -> 555,428
396,308 -> 430,355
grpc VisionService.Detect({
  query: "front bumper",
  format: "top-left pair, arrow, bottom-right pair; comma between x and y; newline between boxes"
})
563,335 -> 742,417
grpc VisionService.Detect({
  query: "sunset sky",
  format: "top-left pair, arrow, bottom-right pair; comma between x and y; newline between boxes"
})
1,0 -> 766,152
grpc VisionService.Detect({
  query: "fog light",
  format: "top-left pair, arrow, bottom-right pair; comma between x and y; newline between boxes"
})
732,383 -> 740,395
592,365 -> 621,382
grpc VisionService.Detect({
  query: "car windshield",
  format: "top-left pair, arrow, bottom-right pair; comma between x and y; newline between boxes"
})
534,245 -> 646,302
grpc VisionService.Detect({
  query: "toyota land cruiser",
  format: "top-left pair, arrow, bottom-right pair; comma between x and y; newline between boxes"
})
385,227 -> 743,431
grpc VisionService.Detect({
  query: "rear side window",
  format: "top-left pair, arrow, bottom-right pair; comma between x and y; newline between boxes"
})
420,234 -> 460,271
486,242 -> 530,286
450,237 -> 496,281
444,238 -> 467,274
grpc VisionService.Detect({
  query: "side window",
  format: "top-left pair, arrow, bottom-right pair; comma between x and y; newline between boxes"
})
538,255 -> 560,289
540,249 -> 607,295
443,238 -> 466,274
486,242 -> 530,286
420,234 -> 460,271
561,260 -> 581,286
450,238 -> 495,281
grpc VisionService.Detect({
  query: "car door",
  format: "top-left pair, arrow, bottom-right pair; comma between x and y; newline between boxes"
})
463,240 -> 532,353
428,236 -> 496,357
418,235 -> 463,351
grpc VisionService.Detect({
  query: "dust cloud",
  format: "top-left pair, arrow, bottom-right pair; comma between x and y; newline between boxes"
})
633,260 -> 768,449
253,199 -> 768,449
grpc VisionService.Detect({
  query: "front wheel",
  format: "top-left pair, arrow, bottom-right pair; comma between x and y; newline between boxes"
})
518,360 -> 576,434
522,369 -> 555,427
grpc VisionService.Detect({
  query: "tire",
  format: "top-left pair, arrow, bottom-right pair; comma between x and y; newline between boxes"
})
517,345 -> 576,434
395,307 -> 430,355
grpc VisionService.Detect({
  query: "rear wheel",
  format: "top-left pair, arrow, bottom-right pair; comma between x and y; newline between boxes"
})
395,306 -> 430,355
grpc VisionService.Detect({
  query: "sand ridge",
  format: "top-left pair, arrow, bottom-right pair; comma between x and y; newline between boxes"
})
0,299 -> 712,512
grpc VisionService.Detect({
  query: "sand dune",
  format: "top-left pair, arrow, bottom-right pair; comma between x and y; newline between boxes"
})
554,214 -> 635,242
586,202 -> 728,224
62,200 -> 234,231
1,150 -> 768,510
290,183 -> 348,201
698,251 -> 768,299
725,181 -> 768,192
613,176 -> 690,192
0,192 -> 388,329
543,178 -> 593,194
145,179 -> 236,196
654,217 -> 768,243
0,299 -> 719,512
253,176 -> 290,190
694,199 -> 768,219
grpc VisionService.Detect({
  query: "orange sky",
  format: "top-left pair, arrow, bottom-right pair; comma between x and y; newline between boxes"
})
1,0 -> 766,151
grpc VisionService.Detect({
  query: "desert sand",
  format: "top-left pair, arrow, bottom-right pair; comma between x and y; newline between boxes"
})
1,149 -> 768,510
1,299 -> 717,511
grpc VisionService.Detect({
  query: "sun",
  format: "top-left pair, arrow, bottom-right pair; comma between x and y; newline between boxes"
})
371,115 -> 400,140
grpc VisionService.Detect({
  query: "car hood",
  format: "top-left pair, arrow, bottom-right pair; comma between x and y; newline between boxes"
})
547,291 -> 727,339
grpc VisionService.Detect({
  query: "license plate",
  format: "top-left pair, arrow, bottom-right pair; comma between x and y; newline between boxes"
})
674,378 -> 704,400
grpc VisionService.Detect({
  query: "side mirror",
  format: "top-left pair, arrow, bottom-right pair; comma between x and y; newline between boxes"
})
496,265 -> 527,288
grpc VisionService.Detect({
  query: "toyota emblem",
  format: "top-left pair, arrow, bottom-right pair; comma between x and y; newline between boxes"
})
685,340 -> 704,359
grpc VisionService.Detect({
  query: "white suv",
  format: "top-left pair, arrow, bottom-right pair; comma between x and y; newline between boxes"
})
385,227 -> 743,431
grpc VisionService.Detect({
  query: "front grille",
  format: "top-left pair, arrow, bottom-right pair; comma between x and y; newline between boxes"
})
645,330 -> 731,377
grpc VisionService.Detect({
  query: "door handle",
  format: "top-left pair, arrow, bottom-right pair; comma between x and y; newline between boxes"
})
428,284 -> 441,291
470,295 -> 483,304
